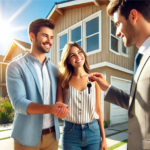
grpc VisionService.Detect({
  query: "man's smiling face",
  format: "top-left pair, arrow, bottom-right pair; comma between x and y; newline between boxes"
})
34,26 -> 53,53
113,10 -> 137,47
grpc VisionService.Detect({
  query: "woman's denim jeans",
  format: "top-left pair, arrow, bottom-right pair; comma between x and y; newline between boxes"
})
62,120 -> 101,150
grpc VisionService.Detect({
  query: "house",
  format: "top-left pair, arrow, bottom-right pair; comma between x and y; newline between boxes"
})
0,55 -> 7,97
3,39 -> 31,63
46,0 -> 138,125
0,39 -> 31,98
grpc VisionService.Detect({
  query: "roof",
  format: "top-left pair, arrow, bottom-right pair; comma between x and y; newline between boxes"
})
3,39 -> 31,62
14,39 -> 31,49
46,0 -> 109,22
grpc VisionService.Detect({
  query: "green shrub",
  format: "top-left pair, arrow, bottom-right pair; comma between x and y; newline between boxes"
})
0,97 -> 14,124
104,121 -> 110,128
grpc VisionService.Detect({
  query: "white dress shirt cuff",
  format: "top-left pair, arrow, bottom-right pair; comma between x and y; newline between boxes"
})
105,85 -> 111,95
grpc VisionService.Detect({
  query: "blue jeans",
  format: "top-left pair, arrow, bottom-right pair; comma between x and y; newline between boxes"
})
62,120 -> 101,150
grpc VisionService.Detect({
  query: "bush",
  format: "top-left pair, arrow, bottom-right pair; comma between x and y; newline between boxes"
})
104,121 -> 110,128
0,97 -> 14,124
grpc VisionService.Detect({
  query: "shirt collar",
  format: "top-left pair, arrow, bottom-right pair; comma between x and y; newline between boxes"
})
138,36 -> 150,54
26,53 -> 48,65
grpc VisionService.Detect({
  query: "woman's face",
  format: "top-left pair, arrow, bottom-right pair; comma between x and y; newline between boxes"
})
67,46 -> 85,68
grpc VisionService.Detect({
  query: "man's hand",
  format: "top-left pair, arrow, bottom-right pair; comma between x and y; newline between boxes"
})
88,73 -> 110,91
52,102 -> 69,118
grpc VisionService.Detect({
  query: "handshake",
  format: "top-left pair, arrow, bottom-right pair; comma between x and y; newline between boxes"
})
53,102 -> 70,119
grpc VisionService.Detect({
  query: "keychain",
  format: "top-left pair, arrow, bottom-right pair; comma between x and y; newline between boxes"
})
87,78 -> 92,94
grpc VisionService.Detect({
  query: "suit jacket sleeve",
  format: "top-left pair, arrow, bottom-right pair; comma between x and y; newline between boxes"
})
105,85 -> 129,110
6,61 -> 32,115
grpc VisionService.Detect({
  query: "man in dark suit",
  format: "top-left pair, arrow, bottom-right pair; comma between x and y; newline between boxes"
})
88,0 -> 150,149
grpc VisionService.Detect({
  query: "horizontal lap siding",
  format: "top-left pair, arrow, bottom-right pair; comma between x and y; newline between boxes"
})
51,4 -> 135,71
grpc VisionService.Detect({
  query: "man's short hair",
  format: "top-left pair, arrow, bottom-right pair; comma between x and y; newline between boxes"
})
107,0 -> 150,22
28,19 -> 55,40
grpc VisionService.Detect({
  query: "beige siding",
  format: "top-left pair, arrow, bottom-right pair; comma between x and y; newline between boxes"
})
51,4 -> 136,71
2,86 -> 7,97
0,64 -> 2,83
2,64 -> 7,83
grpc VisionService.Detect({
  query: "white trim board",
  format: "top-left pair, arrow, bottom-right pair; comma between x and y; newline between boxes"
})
90,62 -> 133,74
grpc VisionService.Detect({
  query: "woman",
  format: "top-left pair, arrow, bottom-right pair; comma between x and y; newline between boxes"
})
56,42 -> 107,150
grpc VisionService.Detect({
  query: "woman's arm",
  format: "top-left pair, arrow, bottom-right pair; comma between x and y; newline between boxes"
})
95,82 -> 107,150
56,80 -> 70,118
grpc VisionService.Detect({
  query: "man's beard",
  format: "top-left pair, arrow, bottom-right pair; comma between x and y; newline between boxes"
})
124,20 -> 137,47
35,38 -> 50,53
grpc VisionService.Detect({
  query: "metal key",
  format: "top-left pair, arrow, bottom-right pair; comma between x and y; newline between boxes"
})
87,79 -> 92,94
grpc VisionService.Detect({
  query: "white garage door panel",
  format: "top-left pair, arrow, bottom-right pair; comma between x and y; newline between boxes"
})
111,115 -> 128,125
111,104 -> 125,109
111,108 -> 128,116
110,77 -> 131,125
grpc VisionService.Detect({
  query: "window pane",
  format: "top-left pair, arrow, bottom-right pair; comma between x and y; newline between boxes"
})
77,41 -> 81,47
111,20 -> 116,36
60,33 -> 68,49
87,34 -> 99,52
111,36 -> 118,52
122,43 -> 127,54
86,17 -> 99,37
60,50 -> 62,60
71,26 -> 81,42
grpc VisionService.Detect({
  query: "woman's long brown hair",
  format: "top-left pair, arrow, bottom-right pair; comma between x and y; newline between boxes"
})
58,42 -> 90,100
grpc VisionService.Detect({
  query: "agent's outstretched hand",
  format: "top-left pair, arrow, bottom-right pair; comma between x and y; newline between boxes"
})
88,73 -> 110,91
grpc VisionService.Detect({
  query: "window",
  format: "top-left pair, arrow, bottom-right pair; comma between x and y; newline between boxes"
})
57,10 -> 102,62
110,19 -> 128,56
57,29 -> 68,61
46,50 -> 50,61
70,21 -> 82,47
83,11 -> 101,55
12,54 -> 22,60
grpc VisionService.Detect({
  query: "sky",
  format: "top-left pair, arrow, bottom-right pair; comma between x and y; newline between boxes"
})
0,0 -> 66,56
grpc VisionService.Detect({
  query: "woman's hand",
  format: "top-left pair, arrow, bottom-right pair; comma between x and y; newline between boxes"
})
101,139 -> 107,150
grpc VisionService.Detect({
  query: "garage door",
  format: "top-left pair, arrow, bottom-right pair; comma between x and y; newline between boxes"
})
110,76 -> 131,125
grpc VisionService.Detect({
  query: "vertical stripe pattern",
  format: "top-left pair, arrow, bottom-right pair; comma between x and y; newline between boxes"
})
64,82 -> 99,124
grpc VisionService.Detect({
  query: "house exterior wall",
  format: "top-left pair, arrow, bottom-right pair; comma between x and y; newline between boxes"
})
51,4 -> 136,72
0,63 -> 7,97
2,64 -> 7,83
2,86 -> 7,97
90,66 -> 132,122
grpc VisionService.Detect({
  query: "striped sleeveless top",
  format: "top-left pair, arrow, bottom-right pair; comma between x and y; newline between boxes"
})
64,82 -> 99,124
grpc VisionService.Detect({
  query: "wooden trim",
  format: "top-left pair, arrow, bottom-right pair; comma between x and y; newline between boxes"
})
3,41 -> 13,62
56,8 -> 63,16
58,0 -> 94,8
0,62 -> 8,65
94,0 -> 100,6
90,61 -> 133,74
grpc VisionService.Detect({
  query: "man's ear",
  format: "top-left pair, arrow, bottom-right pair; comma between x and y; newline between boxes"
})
29,32 -> 35,42
129,9 -> 139,24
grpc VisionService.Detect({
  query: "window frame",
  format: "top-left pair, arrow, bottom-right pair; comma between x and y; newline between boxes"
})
83,10 -> 102,56
69,21 -> 83,47
57,29 -> 69,62
109,18 -> 129,57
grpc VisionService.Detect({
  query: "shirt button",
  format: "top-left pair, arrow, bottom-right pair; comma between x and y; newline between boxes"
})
79,109 -> 82,111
